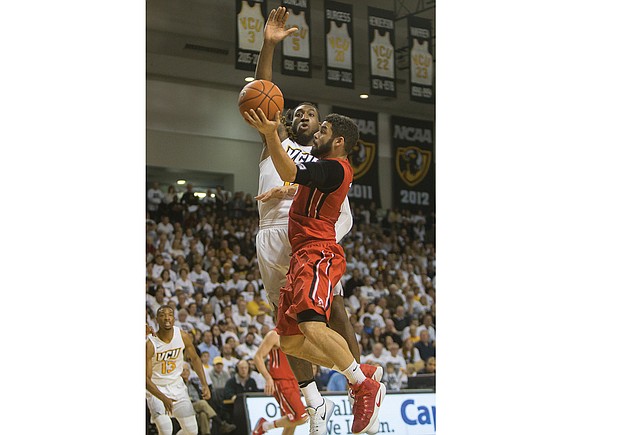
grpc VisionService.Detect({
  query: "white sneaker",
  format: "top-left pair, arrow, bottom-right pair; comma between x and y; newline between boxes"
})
306,398 -> 335,435
366,418 -> 380,434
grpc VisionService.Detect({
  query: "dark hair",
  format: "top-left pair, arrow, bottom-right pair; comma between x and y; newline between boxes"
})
157,305 -> 174,315
324,113 -> 359,154
282,102 -> 321,141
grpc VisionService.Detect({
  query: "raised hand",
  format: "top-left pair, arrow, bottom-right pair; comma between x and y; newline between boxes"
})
244,109 -> 281,135
264,6 -> 298,45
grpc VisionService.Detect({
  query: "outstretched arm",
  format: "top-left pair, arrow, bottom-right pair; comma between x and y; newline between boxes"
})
245,109 -> 297,182
253,330 -> 281,396
255,7 -> 297,81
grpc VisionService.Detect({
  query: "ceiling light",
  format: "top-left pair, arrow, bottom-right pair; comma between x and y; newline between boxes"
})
177,179 -> 186,185
244,76 -> 255,82
210,193 -> 216,198
359,94 -> 369,99
194,192 -> 207,199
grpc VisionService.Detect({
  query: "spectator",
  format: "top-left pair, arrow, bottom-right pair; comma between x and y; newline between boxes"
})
232,297 -> 253,336
414,330 -> 435,362
147,182 -> 164,221
222,360 -> 258,400
190,263 -> 210,296
401,338 -> 422,365
235,332 -> 259,360
197,331 -> 220,363
175,267 -> 195,296
417,357 -> 436,375
416,313 -> 436,342
383,362 -> 404,392
361,343 -> 387,370
209,356 -> 231,391
220,343 -> 239,375
385,342 -> 407,374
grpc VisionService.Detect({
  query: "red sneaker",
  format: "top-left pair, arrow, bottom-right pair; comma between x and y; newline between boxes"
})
252,417 -> 267,435
351,378 -> 386,434
360,363 -> 384,382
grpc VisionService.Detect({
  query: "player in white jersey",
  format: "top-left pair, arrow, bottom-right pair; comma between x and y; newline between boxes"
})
252,7 -> 382,435
147,305 -> 211,435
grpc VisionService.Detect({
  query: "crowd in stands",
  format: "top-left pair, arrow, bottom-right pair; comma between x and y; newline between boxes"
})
146,182 -> 436,433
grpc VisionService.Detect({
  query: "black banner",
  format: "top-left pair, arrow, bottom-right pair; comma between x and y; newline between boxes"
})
391,116 -> 435,210
368,7 -> 396,98
324,1 -> 354,88
280,0 -> 312,77
235,0 -> 267,71
333,106 -> 381,207
408,15 -> 434,103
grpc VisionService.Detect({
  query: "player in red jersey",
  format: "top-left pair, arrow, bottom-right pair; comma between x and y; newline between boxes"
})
252,330 -> 308,435
244,108 -> 386,434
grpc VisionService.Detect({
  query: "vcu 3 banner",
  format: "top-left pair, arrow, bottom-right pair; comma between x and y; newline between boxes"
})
333,106 -> 381,207
236,0 -> 267,71
391,116 -> 435,211
280,0 -> 312,77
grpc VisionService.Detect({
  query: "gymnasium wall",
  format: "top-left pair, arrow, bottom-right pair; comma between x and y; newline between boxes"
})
146,78 -> 394,206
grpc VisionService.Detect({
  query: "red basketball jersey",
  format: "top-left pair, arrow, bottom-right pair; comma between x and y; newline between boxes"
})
268,347 -> 296,380
288,158 -> 353,252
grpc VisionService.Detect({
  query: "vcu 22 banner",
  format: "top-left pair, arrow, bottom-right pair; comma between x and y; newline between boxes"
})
391,116 -> 435,210
280,0 -> 312,77
236,0 -> 267,71
333,106 -> 381,207
368,7 -> 396,97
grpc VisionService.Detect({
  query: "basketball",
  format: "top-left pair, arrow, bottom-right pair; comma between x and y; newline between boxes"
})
238,79 -> 284,121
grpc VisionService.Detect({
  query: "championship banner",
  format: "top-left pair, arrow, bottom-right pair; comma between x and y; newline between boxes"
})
333,106 -> 381,207
408,15 -> 434,103
280,0 -> 312,77
391,116 -> 435,210
235,0 -> 267,71
368,7 -> 396,97
324,1 -> 354,88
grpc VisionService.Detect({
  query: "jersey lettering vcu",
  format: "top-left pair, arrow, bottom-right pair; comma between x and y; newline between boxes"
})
288,158 -> 353,251
148,326 -> 186,386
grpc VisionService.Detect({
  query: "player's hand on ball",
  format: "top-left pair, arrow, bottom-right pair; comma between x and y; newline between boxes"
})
244,109 -> 280,135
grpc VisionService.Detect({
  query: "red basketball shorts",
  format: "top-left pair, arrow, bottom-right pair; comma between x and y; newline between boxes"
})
273,378 -> 308,422
276,242 -> 345,336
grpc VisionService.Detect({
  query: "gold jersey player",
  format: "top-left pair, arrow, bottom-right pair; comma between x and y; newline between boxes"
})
146,305 -> 211,435
252,7 -> 383,435
244,107 -> 386,434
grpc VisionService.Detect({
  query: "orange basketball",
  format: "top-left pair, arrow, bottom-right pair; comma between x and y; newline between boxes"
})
238,79 -> 284,121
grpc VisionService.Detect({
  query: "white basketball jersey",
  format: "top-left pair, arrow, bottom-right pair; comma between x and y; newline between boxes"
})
370,29 -> 394,78
326,21 -> 352,69
237,1 -> 264,51
283,11 -> 309,58
258,138 -> 353,240
148,326 -> 186,386
411,39 -> 433,85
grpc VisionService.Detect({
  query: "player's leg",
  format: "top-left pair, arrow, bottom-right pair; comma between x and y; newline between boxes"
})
172,394 -> 199,435
328,291 -> 361,362
147,393 -> 174,435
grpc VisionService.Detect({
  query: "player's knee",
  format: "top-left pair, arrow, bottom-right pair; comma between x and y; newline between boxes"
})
154,414 -> 173,435
177,416 -> 199,435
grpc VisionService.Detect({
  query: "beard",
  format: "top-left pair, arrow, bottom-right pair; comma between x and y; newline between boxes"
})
294,128 -> 315,146
311,137 -> 334,158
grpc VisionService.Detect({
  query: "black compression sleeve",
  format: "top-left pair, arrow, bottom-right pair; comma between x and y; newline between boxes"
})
293,160 -> 345,193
